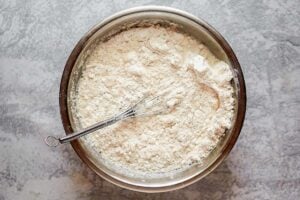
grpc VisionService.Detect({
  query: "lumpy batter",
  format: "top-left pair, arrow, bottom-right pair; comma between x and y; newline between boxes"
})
73,25 -> 235,175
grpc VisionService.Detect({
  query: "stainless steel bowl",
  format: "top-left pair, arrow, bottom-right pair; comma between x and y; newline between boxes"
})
59,6 -> 246,192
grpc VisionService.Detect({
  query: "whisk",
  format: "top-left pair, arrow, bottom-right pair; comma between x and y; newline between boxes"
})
45,94 -> 168,147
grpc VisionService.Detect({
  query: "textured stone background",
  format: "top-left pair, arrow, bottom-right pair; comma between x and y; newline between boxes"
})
0,0 -> 299,199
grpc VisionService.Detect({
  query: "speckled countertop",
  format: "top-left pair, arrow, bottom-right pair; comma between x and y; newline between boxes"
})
0,0 -> 299,199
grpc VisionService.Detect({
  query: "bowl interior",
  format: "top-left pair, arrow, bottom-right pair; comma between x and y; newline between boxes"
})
62,8 -> 245,192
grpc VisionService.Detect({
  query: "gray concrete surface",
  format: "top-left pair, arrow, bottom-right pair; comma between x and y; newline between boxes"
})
0,0 -> 299,199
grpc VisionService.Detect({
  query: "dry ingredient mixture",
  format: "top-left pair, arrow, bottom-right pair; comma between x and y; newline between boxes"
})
73,25 -> 235,176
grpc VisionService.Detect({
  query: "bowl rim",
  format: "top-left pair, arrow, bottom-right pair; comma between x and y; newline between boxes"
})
59,5 -> 246,193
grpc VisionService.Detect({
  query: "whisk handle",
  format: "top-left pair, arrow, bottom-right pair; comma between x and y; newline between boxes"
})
61,116 -> 120,143
45,115 -> 122,147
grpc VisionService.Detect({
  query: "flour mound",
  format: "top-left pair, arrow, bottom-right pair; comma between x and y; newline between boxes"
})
74,25 -> 235,176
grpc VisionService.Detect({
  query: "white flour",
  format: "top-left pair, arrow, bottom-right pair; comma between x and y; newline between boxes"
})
73,25 -> 235,175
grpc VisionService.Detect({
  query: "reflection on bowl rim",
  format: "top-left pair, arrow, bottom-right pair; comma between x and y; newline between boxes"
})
59,6 -> 246,193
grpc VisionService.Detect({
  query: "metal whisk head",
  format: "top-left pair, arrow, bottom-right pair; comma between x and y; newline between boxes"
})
117,94 -> 168,120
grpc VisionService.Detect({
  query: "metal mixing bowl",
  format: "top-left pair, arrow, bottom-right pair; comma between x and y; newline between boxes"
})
59,6 -> 246,192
